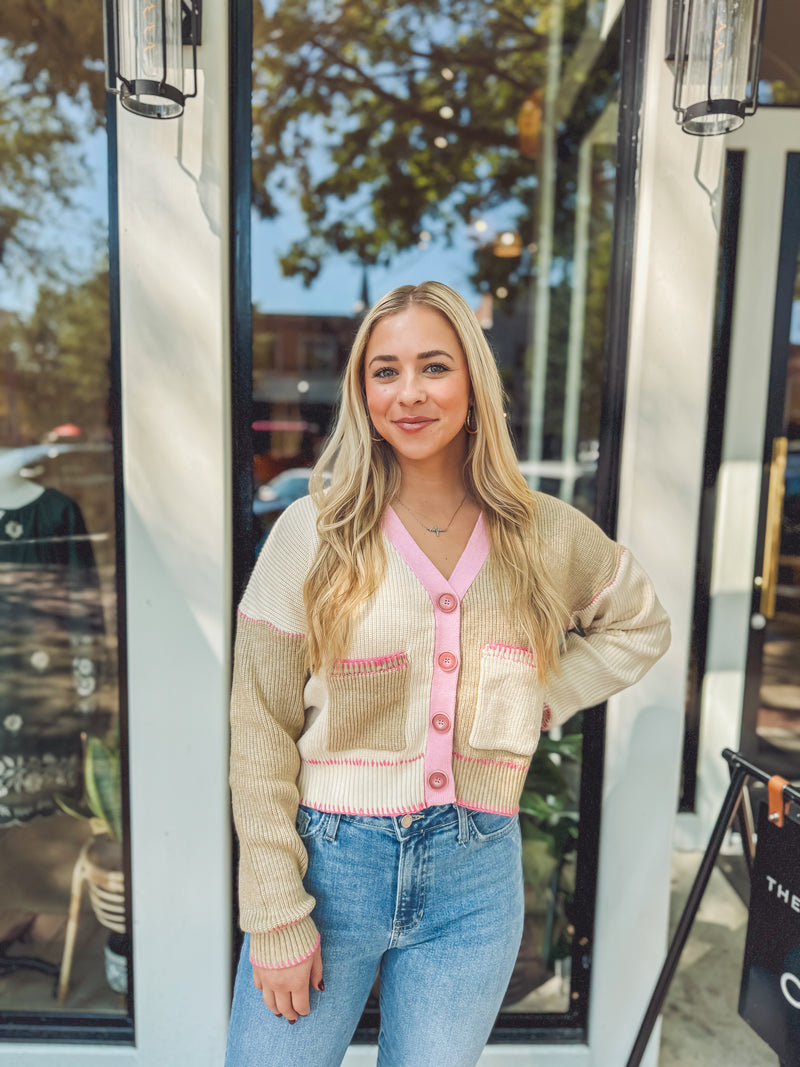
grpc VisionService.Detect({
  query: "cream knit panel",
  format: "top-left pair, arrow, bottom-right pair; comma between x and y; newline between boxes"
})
239,495 -> 318,633
296,546 -> 435,813
452,567 -> 539,813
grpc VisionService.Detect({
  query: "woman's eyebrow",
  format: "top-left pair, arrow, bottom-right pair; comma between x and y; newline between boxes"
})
367,349 -> 454,367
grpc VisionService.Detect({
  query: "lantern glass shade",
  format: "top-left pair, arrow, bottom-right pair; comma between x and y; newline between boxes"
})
115,0 -> 187,118
674,0 -> 763,136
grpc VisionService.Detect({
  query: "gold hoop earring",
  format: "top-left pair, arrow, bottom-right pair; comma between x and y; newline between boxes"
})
464,406 -> 478,435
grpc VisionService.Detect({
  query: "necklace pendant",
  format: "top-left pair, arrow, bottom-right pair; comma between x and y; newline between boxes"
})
429,526 -> 441,537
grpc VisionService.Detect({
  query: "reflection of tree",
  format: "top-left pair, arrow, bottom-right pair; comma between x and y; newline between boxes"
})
252,0 -> 609,295
0,1 -> 104,283
2,268 -> 110,443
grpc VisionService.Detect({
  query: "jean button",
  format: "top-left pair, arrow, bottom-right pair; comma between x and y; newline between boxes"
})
428,771 -> 448,790
400,814 -> 414,828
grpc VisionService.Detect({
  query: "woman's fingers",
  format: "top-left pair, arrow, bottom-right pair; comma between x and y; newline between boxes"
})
261,988 -> 279,1016
251,946 -> 322,1023
310,950 -> 324,992
275,988 -> 298,1023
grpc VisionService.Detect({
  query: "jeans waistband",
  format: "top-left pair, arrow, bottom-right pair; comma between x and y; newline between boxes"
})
301,803 -> 472,844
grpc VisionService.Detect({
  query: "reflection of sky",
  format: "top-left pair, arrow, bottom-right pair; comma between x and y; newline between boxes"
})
251,196 -> 524,316
252,213 -> 480,315
3,126 -> 108,316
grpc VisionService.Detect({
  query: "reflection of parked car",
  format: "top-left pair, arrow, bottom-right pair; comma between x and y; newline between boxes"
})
253,468 -> 313,519
253,468 -> 315,557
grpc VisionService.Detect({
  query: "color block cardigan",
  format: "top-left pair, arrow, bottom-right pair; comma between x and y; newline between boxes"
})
229,493 -> 670,970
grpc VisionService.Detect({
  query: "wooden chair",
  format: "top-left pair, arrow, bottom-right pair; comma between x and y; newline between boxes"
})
57,836 -> 125,1007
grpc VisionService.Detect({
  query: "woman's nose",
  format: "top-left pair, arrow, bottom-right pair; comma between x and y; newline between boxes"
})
398,373 -> 424,403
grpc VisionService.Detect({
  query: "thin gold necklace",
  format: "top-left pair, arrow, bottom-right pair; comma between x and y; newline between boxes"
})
394,492 -> 467,537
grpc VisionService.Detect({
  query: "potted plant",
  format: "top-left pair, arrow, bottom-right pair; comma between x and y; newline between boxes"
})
56,732 -> 128,1000
504,728 -> 582,1007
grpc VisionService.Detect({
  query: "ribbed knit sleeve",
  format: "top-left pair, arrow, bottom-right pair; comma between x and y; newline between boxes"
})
536,496 -> 671,726
229,498 -> 320,969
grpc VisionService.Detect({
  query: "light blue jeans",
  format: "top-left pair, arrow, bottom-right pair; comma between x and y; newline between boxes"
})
225,803 -> 524,1067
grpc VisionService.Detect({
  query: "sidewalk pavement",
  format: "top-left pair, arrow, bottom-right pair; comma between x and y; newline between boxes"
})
658,851 -> 777,1066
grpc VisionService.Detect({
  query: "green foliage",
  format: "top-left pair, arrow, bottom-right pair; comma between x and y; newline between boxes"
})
4,266 -> 111,441
0,1 -> 105,282
56,732 -> 123,843
252,0 -> 595,290
518,730 -> 581,961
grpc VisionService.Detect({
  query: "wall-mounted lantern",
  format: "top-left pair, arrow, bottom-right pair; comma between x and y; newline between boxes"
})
667,0 -> 766,136
104,0 -> 202,119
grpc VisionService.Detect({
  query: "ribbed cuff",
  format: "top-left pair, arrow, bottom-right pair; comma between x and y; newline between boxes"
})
248,915 -> 320,970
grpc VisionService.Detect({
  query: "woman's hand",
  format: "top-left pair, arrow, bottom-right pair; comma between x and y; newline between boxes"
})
252,943 -> 324,1022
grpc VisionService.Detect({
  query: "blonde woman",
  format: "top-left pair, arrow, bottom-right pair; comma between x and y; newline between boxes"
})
226,282 -> 669,1066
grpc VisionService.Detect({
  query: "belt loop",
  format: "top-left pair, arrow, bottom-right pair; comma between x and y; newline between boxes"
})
456,805 -> 470,845
324,812 -> 341,841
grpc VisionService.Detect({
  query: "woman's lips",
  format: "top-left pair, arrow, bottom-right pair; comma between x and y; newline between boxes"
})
393,418 -> 435,432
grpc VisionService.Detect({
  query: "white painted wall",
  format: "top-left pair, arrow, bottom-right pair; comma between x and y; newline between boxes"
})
0,2 -> 234,1063
684,109 -> 800,850
586,0 -> 721,1062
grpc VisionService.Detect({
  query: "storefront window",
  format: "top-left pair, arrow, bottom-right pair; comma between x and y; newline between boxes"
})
759,4 -> 800,107
249,0 -> 624,1035
0,5 -> 129,1033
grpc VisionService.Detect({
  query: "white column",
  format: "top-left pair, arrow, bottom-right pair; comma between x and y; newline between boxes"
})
587,0 -> 723,1062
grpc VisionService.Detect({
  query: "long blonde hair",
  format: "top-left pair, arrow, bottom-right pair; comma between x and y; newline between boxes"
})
304,281 -> 568,676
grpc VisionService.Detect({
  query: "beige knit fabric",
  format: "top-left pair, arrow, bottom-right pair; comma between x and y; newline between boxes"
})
229,493 -> 670,969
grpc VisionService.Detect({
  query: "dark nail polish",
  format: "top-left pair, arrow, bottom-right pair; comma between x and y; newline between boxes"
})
288,1019 -> 296,1025
319,980 -> 325,992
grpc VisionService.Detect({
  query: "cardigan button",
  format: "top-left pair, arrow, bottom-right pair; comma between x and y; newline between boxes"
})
432,713 -> 451,732
428,771 -> 448,790
437,651 -> 458,672
437,592 -> 458,613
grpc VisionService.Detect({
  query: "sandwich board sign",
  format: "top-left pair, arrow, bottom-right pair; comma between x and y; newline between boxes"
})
739,802 -> 800,1066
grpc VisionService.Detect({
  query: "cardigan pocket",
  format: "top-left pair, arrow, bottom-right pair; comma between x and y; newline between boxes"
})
469,643 -> 544,757
327,652 -> 409,752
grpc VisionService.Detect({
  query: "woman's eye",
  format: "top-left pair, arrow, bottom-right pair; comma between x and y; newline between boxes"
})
373,367 -> 396,379
424,363 -> 448,374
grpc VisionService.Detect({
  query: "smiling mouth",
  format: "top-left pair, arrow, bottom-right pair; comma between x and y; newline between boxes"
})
394,418 -> 435,430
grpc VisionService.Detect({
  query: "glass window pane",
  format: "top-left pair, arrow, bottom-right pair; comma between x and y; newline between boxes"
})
758,3 -> 800,107
0,6 -> 129,1025
250,0 -> 621,1030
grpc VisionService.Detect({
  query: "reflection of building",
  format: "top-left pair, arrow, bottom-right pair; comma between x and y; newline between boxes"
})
251,312 -> 356,479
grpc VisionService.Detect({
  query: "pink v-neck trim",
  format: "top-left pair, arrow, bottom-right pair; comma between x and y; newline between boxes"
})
382,505 -> 490,809
382,506 -> 489,599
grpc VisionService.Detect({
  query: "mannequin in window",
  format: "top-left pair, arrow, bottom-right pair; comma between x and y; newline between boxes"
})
0,446 -> 106,827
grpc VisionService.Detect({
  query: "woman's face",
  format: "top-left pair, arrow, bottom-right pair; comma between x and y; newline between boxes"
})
363,305 -> 472,473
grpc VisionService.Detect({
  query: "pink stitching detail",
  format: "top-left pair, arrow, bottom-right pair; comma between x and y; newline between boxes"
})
302,753 -> 424,768
298,799 -> 426,817
453,750 -> 530,772
249,933 -> 321,971
237,608 -> 304,639
542,704 -> 552,730
574,546 -> 625,615
330,652 -> 408,676
482,642 -> 537,665
455,799 -> 518,816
